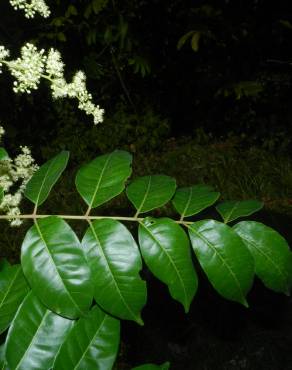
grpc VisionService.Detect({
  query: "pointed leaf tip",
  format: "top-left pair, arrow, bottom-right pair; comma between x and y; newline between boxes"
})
188,220 -> 254,306
126,175 -> 176,215
24,151 -> 69,207
76,150 -> 132,209
216,200 -> 263,223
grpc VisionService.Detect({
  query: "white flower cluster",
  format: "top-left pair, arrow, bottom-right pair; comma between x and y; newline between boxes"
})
0,44 -> 104,124
9,0 -> 50,18
0,46 -> 10,74
9,43 -> 46,93
0,126 -> 38,226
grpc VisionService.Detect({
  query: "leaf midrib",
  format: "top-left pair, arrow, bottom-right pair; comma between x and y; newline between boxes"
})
89,222 -> 140,322
238,232 -> 288,290
34,220 -> 84,317
140,221 -> 189,308
189,224 -> 247,302
73,315 -> 107,370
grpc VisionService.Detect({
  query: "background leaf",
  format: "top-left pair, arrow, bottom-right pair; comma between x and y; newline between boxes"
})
139,217 -> 197,312
24,151 -> 69,207
82,219 -> 146,324
233,221 -> 292,295
21,216 -> 93,319
0,148 -> 9,161
172,185 -> 220,218
53,305 -> 120,370
76,150 -> 132,209
126,175 -> 176,215
0,264 -> 29,334
216,200 -> 263,223
132,362 -> 170,370
5,292 -> 73,370
188,220 -> 254,306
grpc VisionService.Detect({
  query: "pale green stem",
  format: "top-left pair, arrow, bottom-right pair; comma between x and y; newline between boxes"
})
0,213 -> 193,225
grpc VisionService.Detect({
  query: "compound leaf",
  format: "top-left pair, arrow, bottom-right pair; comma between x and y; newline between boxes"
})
5,292 -> 73,370
0,264 -> 29,334
24,151 -> 69,207
188,220 -> 254,306
126,175 -> 176,215
139,217 -> 197,312
216,200 -> 263,223
233,221 -> 292,295
21,216 -> 93,319
172,185 -> 220,218
53,305 -> 120,370
75,150 -> 132,209
82,219 -> 146,324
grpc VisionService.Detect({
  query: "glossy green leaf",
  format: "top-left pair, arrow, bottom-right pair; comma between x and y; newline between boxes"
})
233,221 -> 292,295
5,292 -> 73,370
126,175 -> 176,215
132,362 -> 170,370
216,200 -> 263,223
172,185 -> 220,218
21,216 -> 93,319
0,264 -> 29,334
53,305 -> 120,370
0,148 -> 9,161
139,217 -> 197,312
188,220 -> 254,306
24,151 -> 69,207
0,343 -> 5,370
82,219 -> 146,324
75,150 -> 132,209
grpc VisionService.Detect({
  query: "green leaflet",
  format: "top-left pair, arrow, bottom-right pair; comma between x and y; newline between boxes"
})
0,188 -> 3,204
172,185 -> 220,218
216,200 -> 263,223
132,362 -> 170,370
0,264 -> 30,334
24,151 -> 69,207
233,221 -> 292,295
139,217 -> 197,312
82,219 -> 147,324
5,292 -> 73,370
53,305 -> 120,370
188,220 -> 254,306
126,175 -> 176,215
75,150 -> 132,209
0,344 -> 5,370
0,148 -> 9,161
21,216 -> 93,319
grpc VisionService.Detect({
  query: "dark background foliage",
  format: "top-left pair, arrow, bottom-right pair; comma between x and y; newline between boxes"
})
1,1 -> 292,369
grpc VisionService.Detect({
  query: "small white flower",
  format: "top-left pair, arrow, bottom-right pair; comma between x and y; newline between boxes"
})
9,0 -> 50,18
0,132 -> 38,226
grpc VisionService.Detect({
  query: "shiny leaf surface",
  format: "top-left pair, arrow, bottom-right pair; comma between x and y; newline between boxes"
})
188,220 -> 254,306
216,200 -> 263,223
172,185 -> 220,218
75,150 -> 132,209
5,292 -> 73,370
82,219 -> 146,324
21,216 -> 93,319
126,175 -> 176,215
234,221 -> 292,295
0,264 -> 29,334
139,217 -> 197,312
24,151 -> 69,207
53,305 -> 120,370
0,344 -> 5,370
